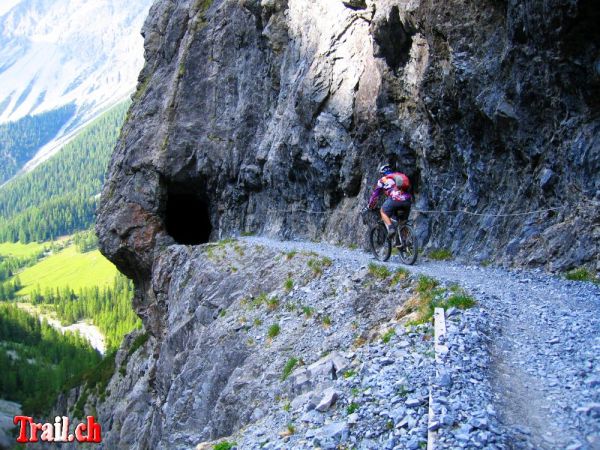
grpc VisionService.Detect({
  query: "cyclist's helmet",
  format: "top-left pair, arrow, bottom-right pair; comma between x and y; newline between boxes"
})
378,163 -> 393,175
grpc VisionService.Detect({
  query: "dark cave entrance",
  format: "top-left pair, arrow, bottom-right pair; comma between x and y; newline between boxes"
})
165,189 -> 213,245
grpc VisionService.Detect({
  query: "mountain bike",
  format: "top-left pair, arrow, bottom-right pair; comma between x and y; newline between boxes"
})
364,210 -> 418,264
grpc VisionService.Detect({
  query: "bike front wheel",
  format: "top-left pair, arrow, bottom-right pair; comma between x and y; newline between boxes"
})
397,225 -> 418,265
370,223 -> 392,262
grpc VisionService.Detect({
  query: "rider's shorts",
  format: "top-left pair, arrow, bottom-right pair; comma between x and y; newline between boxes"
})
382,198 -> 411,220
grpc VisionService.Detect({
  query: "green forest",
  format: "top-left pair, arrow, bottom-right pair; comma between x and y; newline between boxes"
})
0,101 -> 129,242
0,99 -> 142,416
0,303 -> 101,414
0,104 -> 75,184
29,274 -> 141,350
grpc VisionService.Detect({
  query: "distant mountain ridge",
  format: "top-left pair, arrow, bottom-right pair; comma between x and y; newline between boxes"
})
0,0 -> 151,125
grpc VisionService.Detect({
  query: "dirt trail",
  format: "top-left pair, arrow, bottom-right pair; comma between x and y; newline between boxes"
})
244,236 -> 600,449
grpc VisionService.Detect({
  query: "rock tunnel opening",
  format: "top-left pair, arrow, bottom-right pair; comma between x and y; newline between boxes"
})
165,189 -> 213,245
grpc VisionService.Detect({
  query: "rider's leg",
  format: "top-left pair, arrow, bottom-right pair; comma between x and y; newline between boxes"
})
380,208 -> 392,227
381,199 -> 397,237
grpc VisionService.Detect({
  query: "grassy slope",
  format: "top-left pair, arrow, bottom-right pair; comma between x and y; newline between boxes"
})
0,241 -> 47,258
15,245 -> 118,295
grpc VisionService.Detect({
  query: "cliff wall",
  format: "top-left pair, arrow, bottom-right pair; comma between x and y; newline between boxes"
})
97,0 -> 599,283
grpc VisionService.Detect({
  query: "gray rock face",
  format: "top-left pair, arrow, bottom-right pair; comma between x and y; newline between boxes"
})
97,0 -> 599,288
90,0 -> 600,446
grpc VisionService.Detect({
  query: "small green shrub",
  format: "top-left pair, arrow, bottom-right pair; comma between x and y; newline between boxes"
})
218,238 -> 237,247
428,248 -> 453,261
127,332 -> 149,359
322,315 -> 332,327
368,263 -> 391,279
308,257 -> 332,276
283,401 -> 291,412
565,267 -> 599,283
285,250 -> 297,260
282,357 -> 299,380
391,268 -> 410,285
284,278 -> 294,292
446,293 -> 476,309
343,370 -> 356,379
408,277 -> 476,325
381,329 -> 395,343
416,275 -> 440,293
267,297 -> 279,311
302,306 -> 314,318
286,423 -> 296,435
347,402 -> 359,414
253,318 -> 262,326
268,323 -> 280,339
213,442 -> 236,450
251,292 -> 268,308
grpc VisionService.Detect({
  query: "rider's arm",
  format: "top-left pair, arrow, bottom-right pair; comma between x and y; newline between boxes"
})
368,184 -> 383,209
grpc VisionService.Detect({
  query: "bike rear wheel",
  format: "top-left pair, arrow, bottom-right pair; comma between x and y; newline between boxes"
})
397,225 -> 418,265
370,223 -> 392,261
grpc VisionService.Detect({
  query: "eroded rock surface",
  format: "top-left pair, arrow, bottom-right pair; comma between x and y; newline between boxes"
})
90,0 -> 600,447
97,0 -> 599,282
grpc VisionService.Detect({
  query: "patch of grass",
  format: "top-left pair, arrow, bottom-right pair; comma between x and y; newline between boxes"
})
381,329 -> 395,343
400,276 -> 476,326
266,297 -> 279,311
322,315 -> 332,327
241,231 -> 255,237
284,278 -> 294,292
565,267 -> 599,283
302,306 -> 314,318
343,370 -> 356,379
416,275 -> 440,293
253,318 -> 262,326
251,292 -> 269,308
391,268 -> 410,285
217,237 -> 237,247
347,402 -> 359,414
286,423 -> 296,435
0,241 -> 47,258
368,263 -> 391,279
428,248 -> 453,261
126,333 -> 149,359
267,323 -> 280,339
213,442 -> 236,450
446,293 -> 476,309
308,257 -> 332,276
284,250 -> 297,260
283,401 -> 291,412
15,244 -> 118,295
282,357 -> 299,380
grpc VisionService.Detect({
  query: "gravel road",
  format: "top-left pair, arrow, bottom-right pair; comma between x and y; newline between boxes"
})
244,236 -> 600,449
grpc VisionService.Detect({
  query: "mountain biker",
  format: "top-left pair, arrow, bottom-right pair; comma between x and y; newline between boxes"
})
367,163 -> 412,237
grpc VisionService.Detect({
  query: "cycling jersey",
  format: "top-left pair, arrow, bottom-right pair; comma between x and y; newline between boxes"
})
368,172 -> 411,208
